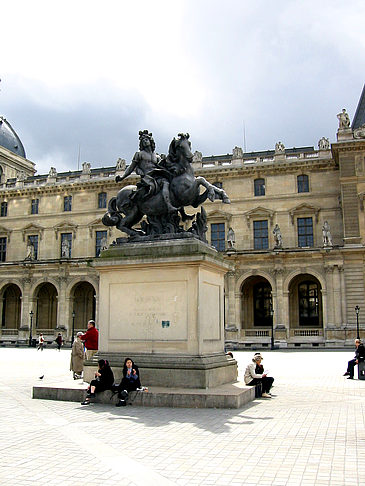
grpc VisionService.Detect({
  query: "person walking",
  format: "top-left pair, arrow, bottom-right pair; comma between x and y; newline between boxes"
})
37,333 -> 44,351
244,352 -> 274,398
80,320 -> 99,360
55,333 -> 63,351
70,332 -> 84,379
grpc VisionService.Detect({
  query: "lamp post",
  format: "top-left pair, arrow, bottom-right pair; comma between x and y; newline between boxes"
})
29,310 -> 34,347
355,305 -> 360,340
270,304 -> 275,350
71,310 -> 76,347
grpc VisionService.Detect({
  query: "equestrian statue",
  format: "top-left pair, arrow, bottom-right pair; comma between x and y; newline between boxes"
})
102,130 -> 230,240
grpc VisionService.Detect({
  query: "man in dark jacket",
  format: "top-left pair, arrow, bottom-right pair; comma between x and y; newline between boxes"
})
344,339 -> 365,379
80,320 -> 99,360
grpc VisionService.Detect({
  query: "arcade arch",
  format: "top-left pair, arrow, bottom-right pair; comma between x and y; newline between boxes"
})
0,283 -> 21,330
34,283 -> 58,330
70,281 -> 96,329
240,275 -> 273,330
288,273 -> 323,329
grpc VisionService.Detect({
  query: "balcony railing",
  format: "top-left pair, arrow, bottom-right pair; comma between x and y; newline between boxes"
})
292,329 -> 323,337
1,329 -> 19,336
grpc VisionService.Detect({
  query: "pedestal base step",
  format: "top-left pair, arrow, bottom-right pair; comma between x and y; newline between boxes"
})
33,381 -> 254,409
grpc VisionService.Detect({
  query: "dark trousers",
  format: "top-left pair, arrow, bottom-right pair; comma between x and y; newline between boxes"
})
248,377 -> 274,393
347,359 -> 357,378
117,378 -> 138,399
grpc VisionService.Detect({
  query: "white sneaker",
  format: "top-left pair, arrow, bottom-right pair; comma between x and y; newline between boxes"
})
262,392 -> 272,398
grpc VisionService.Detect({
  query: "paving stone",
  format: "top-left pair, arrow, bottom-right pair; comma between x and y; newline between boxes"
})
0,348 -> 365,485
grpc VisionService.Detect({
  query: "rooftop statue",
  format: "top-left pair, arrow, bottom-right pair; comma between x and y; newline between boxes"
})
103,131 -> 231,239
337,109 -> 350,129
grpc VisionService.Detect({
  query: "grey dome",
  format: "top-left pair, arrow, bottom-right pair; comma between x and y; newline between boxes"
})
0,116 -> 26,158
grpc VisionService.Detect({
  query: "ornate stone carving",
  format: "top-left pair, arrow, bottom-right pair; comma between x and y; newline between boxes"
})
354,123 -> 365,139
318,137 -> 330,150
273,224 -> 283,249
275,141 -> 285,154
232,146 -> 243,159
227,227 -> 235,249
48,167 -> 57,178
82,162 -> 91,174
322,220 -> 333,247
192,150 -> 202,163
115,158 -> 126,171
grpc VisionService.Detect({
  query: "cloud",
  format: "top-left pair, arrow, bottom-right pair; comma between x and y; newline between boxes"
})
1,0 -> 365,172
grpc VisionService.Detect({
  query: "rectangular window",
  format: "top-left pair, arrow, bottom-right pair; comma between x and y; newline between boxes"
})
98,192 -> 107,209
0,202 -> 8,217
27,235 -> 39,260
254,178 -> 265,196
96,230 -> 107,257
253,220 -> 268,249
0,237 -> 7,262
298,217 -> 313,247
64,196 -> 72,212
61,233 -> 72,258
297,175 -> 309,193
211,223 -> 225,251
31,199 -> 39,214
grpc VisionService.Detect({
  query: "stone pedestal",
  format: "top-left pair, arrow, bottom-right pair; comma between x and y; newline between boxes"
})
87,237 -> 237,388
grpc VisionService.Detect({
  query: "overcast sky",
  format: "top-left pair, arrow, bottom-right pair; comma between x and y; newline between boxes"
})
1,0 -> 365,175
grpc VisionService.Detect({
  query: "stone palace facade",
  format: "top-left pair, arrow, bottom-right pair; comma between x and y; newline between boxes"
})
1,85 -> 365,348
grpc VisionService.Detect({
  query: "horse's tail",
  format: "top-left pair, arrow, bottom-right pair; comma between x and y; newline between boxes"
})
102,197 -> 121,227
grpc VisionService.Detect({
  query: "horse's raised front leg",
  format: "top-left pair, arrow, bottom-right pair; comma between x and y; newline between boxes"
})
195,177 -> 231,204
116,208 -> 145,237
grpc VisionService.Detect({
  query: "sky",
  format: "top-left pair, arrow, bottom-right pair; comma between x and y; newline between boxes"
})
1,0 -> 365,175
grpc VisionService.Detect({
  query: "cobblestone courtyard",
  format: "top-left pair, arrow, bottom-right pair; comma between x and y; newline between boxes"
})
0,348 -> 364,486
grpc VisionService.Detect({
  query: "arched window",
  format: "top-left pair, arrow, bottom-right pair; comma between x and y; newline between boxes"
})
254,178 -> 265,196
297,174 -> 309,193
298,281 -> 319,326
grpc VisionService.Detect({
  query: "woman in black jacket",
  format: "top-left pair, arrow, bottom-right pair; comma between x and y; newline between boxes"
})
116,357 -> 141,407
81,359 -> 114,405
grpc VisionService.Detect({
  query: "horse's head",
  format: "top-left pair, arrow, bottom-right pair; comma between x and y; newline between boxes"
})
168,133 -> 193,165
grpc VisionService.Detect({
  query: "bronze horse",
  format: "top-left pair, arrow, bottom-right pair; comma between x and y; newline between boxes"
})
102,133 -> 230,237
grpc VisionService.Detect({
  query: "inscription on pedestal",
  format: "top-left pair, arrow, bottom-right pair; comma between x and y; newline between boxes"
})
109,281 -> 187,341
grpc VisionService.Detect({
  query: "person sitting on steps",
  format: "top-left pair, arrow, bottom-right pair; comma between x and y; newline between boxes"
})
81,359 -> 114,405
115,358 -> 142,407
344,339 -> 365,379
244,352 -> 274,398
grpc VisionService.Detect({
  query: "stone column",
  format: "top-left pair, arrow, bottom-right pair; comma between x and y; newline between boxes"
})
339,266 -> 346,327
273,269 -> 284,326
282,291 -> 290,337
226,272 -> 237,330
332,266 -> 342,327
324,266 -> 334,327
56,277 -> 67,333
20,277 -> 32,330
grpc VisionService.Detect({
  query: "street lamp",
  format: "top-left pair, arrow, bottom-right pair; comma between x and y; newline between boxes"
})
355,305 -> 360,340
270,304 -> 275,350
29,310 -> 34,347
71,310 -> 76,347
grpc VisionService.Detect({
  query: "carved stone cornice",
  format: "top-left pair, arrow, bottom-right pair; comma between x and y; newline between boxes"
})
53,221 -> 78,240
244,207 -> 274,227
21,223 -> 44,241
87,218 -> 112,236
289,203 -> 320,224
0,225 -> 12,242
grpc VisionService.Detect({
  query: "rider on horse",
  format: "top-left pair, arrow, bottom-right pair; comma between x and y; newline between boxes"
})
115,130 -> 177,212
